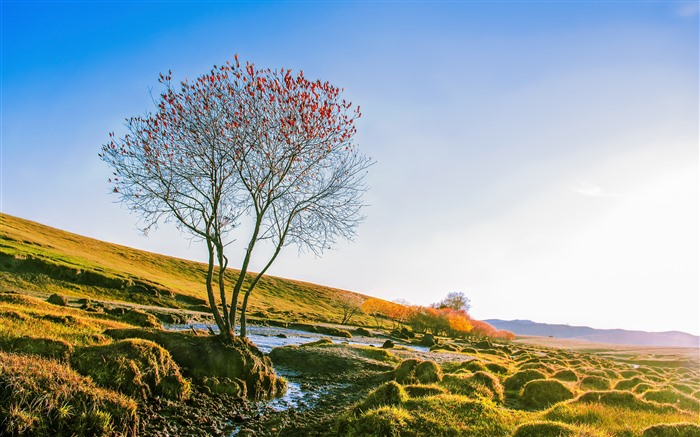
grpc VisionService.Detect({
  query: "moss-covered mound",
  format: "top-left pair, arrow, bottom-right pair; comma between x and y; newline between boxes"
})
0,336 -> 73,361
614,377 -> 648,391
504,369 -> 548,391
270,340 -> 394,382
574,390 -> 678,413
403,384 -> 447,398
120,310 -> 161,328
0,351 -> 137,436
71,338 -> 190,401
442,370 -> 505,403
552,369 -> 578,382
513,421 -> 578,437
521,379 -> 575,409
580,375 -> 611,391
642,423 -> 700,437
642,389 -> 700,412
336,406 -> 412,437
107,328 -> 285,399
460,359 -> 488,372
485,362 -> 510,375
355,381 -> 409,412
394,359 -> 442,384
336,394 -> 513,437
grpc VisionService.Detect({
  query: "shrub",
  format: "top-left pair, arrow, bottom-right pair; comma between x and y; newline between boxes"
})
580,376 -> 611,391
504,370 -> 548,391
0,351 -> 137,436
355,381 -> 409,412
521,379 -> 575,409
513,421 -> 578,437
552,369 -> 578,382
71,338 -> 190,400
642,423 -> 700,437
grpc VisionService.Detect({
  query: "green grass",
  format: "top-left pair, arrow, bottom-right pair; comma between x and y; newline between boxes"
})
0,213 -> 386,326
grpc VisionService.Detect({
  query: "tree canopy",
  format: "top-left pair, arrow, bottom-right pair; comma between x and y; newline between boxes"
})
100,56 -> 372,339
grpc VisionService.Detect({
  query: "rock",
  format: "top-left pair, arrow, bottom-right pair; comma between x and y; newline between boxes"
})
420,334 -> 436,347
47,293 -> 68,306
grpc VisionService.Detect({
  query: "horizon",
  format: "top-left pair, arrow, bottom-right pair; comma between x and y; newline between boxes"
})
2,2 -> 698,335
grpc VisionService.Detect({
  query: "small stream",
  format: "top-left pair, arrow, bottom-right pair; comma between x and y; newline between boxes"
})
165,324 -> 429,436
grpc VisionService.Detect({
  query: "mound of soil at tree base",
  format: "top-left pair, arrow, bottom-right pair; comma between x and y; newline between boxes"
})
105,328 -> 285,400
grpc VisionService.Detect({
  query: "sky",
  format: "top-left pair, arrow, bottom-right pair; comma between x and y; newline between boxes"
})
2,1 -> 698,335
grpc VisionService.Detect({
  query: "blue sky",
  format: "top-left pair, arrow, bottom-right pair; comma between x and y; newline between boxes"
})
3,1 -> 698,335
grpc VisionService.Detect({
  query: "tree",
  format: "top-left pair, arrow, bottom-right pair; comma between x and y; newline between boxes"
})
436,291 -> 471,312
100,56 -> 372,340
337,293 -> 364,325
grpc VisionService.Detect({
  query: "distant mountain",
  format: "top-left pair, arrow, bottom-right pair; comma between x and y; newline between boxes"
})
484,319 -> 699,348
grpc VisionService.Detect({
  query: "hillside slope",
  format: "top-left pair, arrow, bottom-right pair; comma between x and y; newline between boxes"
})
485,319 -> 699,348
0,213 -> 375,325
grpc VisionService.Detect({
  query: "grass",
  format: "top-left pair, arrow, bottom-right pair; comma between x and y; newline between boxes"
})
0,212 -> 386,327
0,351 -> 138,436
333,334 -> 700,436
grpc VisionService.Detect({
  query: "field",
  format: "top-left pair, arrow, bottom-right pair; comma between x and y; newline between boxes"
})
0,213 -> 698,436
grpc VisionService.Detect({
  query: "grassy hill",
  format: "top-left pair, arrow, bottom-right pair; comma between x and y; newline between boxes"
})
0,212 -> 376,326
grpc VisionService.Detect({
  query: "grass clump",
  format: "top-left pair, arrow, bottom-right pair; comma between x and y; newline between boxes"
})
614,376 -> 649,391
442,371 -> 504,403
336,405 -> 412,437
546,401 -> 697,435
355,346 -> 400,364
580,375 -> 611,391
460,359 -> 488,372
120,310 -> 161,328
642,389 -> 700,412
1,336 -> 73,361
71,338 -> 191,401
642,423 -> 700,437
355,381 -> 409,412
504,369 -> 548,391
403,384 -> 447,398
0,351 -> 137,436
512,421 -> 579,437
394,359 -> 442,384
573,390 -> 678,413
485,362 -> 510,375
521,379 -> 575,409
552,369 -> 578,382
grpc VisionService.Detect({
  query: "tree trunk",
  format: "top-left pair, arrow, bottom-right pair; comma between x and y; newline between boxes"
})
205,237 -> 228,339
